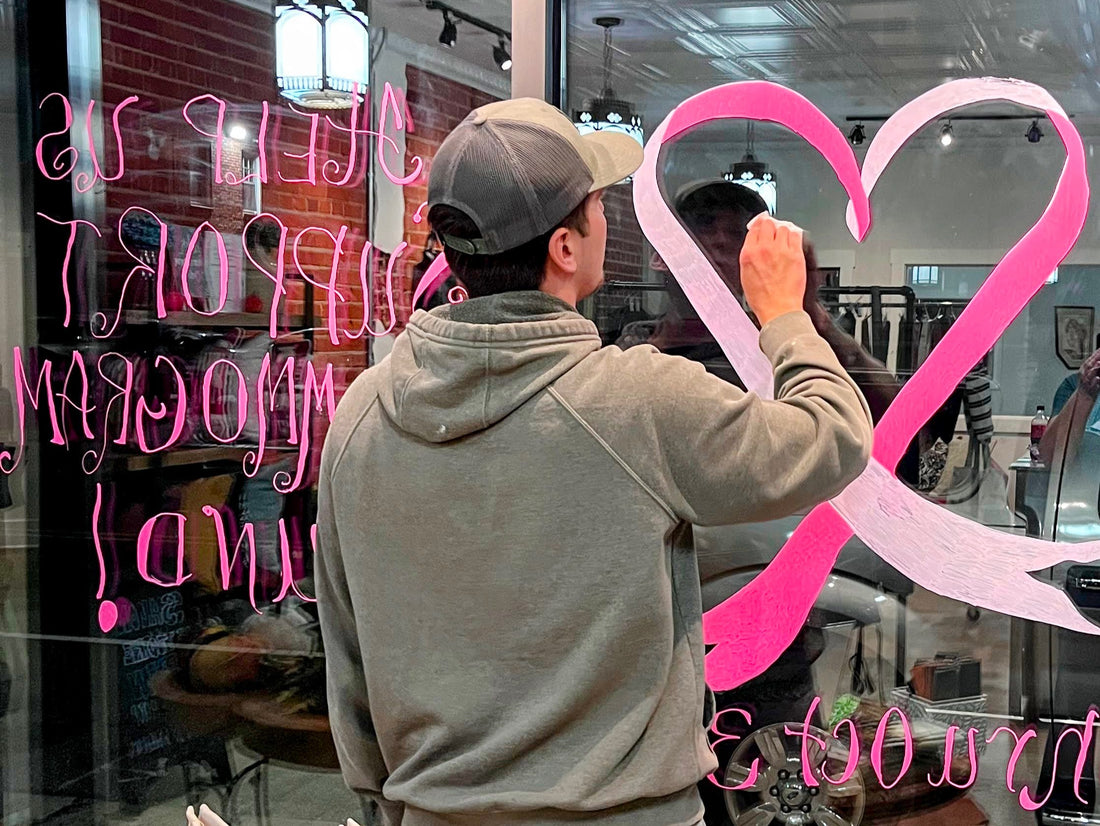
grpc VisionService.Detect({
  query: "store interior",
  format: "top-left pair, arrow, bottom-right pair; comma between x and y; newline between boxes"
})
5,1 -> 1100,825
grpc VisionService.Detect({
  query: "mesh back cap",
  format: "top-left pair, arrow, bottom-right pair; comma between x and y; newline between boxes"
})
428,98 -> 643,254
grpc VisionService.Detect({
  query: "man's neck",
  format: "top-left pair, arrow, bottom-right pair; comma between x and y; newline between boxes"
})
538,284 -> 579,309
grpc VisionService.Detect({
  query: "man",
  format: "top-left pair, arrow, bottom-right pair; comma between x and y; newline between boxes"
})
315,98 -> 873,826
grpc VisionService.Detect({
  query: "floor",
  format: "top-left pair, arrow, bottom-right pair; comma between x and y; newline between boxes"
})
2,587 -> 1088,826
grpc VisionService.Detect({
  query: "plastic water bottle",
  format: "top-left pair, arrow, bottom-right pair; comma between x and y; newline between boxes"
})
1030,405 -> 1048,462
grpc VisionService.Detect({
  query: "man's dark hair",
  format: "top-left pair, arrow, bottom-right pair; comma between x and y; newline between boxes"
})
676,182 -> 768,230
428,196 -> 590,298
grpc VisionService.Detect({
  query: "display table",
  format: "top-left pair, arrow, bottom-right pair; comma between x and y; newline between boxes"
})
1009,456 -> 1050,538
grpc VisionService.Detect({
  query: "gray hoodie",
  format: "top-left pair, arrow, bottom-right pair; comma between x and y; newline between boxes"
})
315,291 -> 872,826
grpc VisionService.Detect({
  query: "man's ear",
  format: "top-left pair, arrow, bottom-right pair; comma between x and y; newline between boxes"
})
545,225 -> 577,275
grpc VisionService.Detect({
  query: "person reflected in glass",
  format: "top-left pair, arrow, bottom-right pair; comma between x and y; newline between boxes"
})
1040,339 -> 1100,464
619,180 -> 919,482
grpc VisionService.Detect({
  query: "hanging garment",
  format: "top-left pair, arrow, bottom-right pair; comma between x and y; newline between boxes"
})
962,372 -> 994,445
873,318 -> 891,364
917,314 -> 933,366
838,308 -> 857,336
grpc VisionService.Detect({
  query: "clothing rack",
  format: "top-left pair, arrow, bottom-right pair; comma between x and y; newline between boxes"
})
818,286 -> 916,374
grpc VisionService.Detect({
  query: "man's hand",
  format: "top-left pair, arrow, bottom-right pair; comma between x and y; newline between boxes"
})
739,214 -> 807,327
1079,348 -> 1100,399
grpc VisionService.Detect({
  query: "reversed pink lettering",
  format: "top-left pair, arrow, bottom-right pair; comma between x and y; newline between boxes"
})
705,707 -> 761,791
280,107 -> 320,185
0,347 -> 63,473
785,696 -> 827,787
244,352 -> 299,478
322,83 -> 365,187
870,706 -> 912,790
36,213 -> 102,327
225,101 -> 270,185
136,512 -> 191,588
35,93 -> 77,180
75,96 -> 138,193
292,224 -> 348,345
182,94 -> 227,184
821,717 -> 860,785
180,221 -> 229,316
274,360 -> 335,493
926,726 -> 981,789
987,725 -> 1039,794
202,359 -> 249,444
276,519 -> 315,603
135,355 -> 187,453
96,206 -> 168,335
58,349 -> 96,442
1017,710 -> 1098,810
243,212 -> 290,338
203,505 -> 261,614
378,81 -> 423,186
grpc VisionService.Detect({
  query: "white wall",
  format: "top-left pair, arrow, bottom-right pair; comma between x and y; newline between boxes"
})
661,124 -> 1100,418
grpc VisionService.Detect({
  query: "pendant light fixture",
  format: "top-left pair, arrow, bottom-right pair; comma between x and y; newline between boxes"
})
1026,119 -> 1043,143
275,0 -> 369,110
723,122 -> 777,214
572,17 -> 644,150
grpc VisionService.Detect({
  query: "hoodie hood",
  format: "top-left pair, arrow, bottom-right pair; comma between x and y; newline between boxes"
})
377,291 -> 602,443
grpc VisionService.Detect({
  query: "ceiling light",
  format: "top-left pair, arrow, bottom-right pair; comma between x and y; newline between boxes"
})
1026,119 -> 1044,143
571,17 -> 645,156
439,10 -> 457,48
229,124 -> 248,141
493,37 -> 511,71
848,122 -> 866,146
722,122 -> 777,214
274,1 -> 369,111
939,121 -> 954,147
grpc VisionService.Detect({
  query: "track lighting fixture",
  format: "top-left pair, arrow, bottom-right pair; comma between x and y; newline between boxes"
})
439,10 -> 457,48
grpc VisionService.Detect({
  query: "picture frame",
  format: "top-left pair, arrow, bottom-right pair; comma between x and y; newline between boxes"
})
1055,305 -> 1095,369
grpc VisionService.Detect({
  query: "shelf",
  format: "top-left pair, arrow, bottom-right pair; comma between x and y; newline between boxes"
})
122,311 -> 307,330
120,446 -> 250,472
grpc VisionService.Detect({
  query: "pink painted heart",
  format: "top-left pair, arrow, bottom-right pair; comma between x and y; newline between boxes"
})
633,78 -> 1095,691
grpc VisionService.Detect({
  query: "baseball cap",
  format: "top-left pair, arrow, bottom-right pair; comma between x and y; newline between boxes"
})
427,97 -> 643,255
673,178 -> 769,220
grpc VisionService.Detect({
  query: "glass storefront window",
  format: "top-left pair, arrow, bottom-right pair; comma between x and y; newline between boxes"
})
2,0 -> 509,823
567,2 -> 1100,824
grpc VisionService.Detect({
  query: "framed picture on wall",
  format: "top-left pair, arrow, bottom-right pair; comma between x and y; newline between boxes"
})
1055,305 -> 1095,369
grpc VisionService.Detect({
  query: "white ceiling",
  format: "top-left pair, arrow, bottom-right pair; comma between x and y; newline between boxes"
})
567,0 -> 1100,132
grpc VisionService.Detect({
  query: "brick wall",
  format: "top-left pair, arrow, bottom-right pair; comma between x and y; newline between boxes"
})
602,182 -> 644,283
98,0 -> 370,405
96,0 -> 380,484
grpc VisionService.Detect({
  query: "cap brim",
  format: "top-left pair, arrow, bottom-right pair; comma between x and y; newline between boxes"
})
581,131 -> 644,190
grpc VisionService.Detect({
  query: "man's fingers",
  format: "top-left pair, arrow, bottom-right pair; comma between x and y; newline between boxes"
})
772,218 -> 805,252
758,218 -> 777,244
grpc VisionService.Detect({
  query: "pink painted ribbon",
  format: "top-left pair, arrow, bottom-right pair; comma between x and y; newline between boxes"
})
634,78 -> 1096,691
412,253 -> 452,309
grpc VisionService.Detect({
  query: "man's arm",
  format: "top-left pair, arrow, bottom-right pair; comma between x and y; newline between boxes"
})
589,218 -> 872,526
630,310 -> 873,526
316,438 -> 404,826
